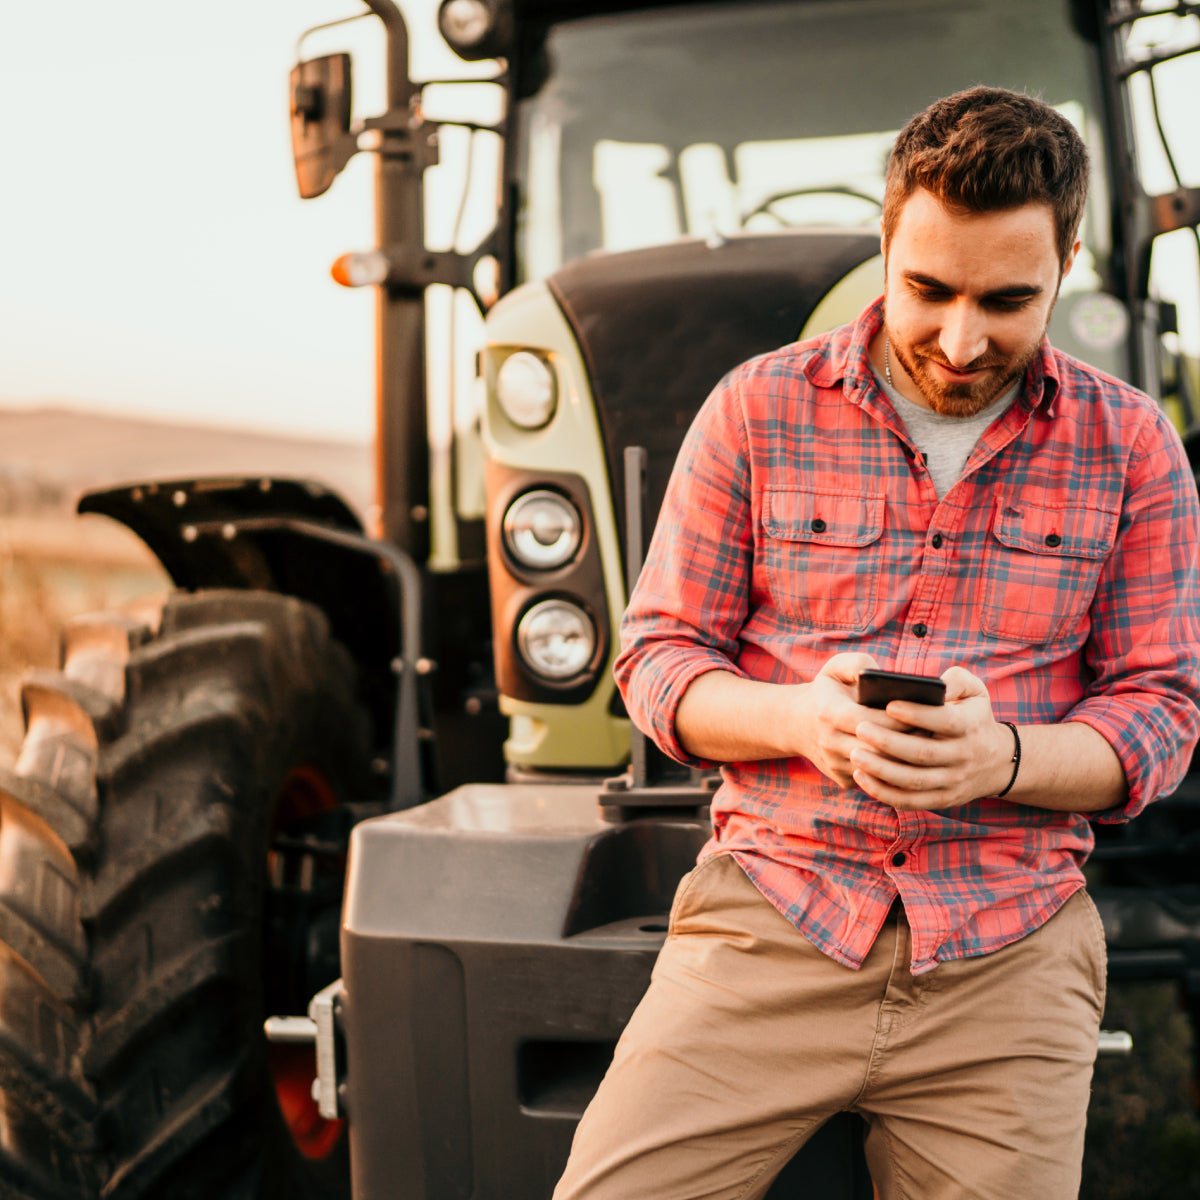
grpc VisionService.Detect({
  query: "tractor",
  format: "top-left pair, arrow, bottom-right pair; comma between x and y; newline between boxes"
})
1,1 -> 1198,1197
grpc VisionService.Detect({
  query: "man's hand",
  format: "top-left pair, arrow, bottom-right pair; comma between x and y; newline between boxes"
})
848,666 -> 1013,809
676,652 -> 909,781
676,659 -> 1127,813
795,652 -> 904,788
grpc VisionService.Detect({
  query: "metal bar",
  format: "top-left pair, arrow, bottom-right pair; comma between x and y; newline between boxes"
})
187,516 -> 425,811
623,445 -> 648,592
295,10 -> 373,61
356,0 -> 430,559
264,1016 -> 318,1044
1098,0 -> 1154,384
624,446 -> 649,789
361,0 -> 417,109
1097,1029 -> 1134,1055
1107,2 -> 1200,31
1115,39 -> 1200,78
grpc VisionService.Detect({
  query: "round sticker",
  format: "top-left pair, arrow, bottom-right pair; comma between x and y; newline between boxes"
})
1068,293 -> 1129,351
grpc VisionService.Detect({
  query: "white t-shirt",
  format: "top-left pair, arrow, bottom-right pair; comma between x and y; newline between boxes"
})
871,364 -> 1019,499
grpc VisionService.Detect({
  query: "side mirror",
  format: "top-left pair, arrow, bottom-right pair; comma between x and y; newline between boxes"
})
290,53 -> 356,200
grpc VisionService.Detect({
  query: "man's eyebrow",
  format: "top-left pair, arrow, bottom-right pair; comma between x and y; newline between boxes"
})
901,271 -> 1044,299
983,283 -> 1045,300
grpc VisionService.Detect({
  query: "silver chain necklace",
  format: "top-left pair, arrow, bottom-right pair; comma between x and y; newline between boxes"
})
884,336 -> 894,388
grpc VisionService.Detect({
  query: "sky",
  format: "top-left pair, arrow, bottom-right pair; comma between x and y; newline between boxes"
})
2,4 -> 1197,446
0,1 -> 469,442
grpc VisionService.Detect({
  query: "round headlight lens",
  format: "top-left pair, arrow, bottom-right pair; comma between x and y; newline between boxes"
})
496,350 -> 556,429
517,600 -> 596,681
503,491 -> 581,570
438,0 -> 492,50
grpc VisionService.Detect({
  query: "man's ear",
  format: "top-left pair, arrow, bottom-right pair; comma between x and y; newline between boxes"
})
1061,237 -> 1081,281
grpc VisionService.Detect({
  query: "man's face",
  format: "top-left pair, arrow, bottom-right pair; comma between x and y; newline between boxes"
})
882,188 -> 1075,416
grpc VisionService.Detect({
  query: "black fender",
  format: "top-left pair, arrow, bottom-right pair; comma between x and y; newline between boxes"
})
80,476 -> 404,788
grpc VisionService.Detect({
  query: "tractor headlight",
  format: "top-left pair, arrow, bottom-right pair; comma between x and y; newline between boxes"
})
496,350 -> 557,430
517,600 -> 596,681
438,0 -> 513,61
503,491 -> 581,570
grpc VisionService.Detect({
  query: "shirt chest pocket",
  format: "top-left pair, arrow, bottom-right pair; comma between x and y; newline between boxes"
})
981,500 -> 1119,644
761,487 -> 885,632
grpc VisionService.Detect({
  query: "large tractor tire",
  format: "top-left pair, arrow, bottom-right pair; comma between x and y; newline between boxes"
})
0,590 -> 373,1200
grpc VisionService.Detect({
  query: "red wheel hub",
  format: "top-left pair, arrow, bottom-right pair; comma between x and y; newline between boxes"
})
269,764 -> 347,1161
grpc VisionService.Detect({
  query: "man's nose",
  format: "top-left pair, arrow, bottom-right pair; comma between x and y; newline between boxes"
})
939,303 -> 989,367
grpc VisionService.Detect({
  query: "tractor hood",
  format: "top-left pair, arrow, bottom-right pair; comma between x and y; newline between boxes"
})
544,229 -> 882,562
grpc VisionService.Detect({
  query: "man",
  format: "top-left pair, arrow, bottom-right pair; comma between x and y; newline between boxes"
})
553,88 -> 1200,1200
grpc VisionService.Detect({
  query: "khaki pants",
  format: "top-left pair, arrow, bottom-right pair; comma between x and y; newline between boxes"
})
554,854 -> 1106,1200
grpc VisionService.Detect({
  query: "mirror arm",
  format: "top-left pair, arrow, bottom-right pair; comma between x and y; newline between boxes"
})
360,0 -> 418,110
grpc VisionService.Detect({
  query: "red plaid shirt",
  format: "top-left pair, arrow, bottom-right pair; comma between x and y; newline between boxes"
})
615,298 -> 1200,974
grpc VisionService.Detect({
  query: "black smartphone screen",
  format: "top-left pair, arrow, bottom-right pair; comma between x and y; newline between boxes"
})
856,669 -> 946,709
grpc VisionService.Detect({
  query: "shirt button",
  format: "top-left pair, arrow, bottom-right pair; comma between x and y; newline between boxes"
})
931,533 -> 944,549
891,852 -> 907,867
1045,533 -> 1062,547
811,518 -> 827,533
913,623 -> 928,638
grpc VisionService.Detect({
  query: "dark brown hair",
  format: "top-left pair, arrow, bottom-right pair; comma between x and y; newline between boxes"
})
882,87 -> 1089,266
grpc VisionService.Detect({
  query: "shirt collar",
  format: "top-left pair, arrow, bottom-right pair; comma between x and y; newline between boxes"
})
801,296 -> 1061,417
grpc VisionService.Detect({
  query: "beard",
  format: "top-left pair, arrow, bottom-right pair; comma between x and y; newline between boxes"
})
887,329 -> 1042,418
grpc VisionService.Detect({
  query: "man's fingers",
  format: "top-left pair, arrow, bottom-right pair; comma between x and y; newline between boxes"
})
853,768 -> 942,811
819,652 -> 879,685
941,665 -> 986,702
855,724 -> 943,766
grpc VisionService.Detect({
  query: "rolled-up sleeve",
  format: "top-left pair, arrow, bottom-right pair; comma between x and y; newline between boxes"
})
1068,406 -> 1200,821
614,371 -> 755,767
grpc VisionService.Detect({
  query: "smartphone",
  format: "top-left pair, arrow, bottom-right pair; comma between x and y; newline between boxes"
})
856,669 -> 946,709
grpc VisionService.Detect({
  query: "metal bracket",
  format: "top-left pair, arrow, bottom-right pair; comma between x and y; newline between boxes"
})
309,979 -> 347,1120
1150,185 -> 1200,237
376,242 -> 482,295
599,769 -> 719,823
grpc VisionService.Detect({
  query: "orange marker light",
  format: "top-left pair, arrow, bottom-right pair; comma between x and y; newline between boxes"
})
330,250 -> 389,288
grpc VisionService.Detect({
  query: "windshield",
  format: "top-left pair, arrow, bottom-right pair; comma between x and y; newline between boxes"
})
512,0 -> 1111,292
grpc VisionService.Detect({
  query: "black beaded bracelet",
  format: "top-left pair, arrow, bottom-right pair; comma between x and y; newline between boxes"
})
996,721 -> 1021,798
